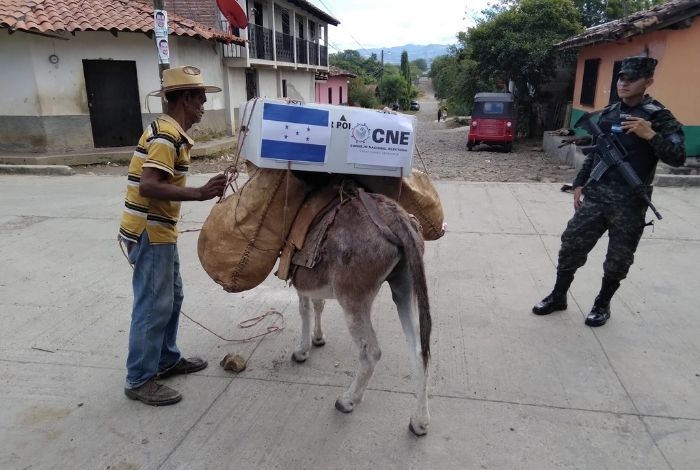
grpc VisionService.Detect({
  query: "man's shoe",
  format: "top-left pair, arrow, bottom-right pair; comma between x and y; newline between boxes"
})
125,378 -> 182,406
585,304 -> 610,327
532,293 -> 567,315
157,357 -> 208,379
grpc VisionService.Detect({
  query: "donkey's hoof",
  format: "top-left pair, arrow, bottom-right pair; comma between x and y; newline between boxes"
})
335,398 -> 354,413
409,419 -> 429,437
312,336 -> 326,347
291,351 -> 308,363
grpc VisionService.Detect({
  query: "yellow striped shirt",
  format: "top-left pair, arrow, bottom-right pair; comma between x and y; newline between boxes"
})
119,115 -> 193,244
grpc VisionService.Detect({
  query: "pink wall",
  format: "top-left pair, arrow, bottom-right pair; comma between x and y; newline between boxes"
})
315,76 -> 350,105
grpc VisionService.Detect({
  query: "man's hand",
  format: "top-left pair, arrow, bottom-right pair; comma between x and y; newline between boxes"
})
621,116 -> 656,140
198,174 -> 227,200
573,186 -> 583,210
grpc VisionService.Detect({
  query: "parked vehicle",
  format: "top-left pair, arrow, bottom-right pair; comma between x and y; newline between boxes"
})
467,92 -> 515,152
409,100 -> 420,111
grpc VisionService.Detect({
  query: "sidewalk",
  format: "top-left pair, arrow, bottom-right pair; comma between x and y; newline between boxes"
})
1,175 -> 699,469
0,136 -> 236,173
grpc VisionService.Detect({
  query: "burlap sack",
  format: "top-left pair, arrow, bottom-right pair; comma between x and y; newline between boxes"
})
197,162 -> 308,292
355,170 -> 445,240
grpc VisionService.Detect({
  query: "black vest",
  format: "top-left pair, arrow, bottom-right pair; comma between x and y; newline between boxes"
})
597,100 -> 664,185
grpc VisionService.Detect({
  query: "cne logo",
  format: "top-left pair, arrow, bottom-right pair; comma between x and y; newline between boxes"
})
351,123 -> 371,143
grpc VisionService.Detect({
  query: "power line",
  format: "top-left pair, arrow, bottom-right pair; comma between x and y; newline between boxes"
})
310,0 -> 373,54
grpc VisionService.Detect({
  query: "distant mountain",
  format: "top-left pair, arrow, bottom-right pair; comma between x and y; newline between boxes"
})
358,44 -> 451,65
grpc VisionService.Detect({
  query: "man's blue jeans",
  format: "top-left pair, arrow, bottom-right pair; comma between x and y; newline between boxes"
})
125,231 -> 183,389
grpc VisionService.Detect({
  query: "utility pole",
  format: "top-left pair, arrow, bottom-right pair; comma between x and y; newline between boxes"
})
153,0 -> 170,110
380,49 -> 384,104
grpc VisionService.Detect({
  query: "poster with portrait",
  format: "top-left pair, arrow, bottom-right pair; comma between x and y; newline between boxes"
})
153,9 -> 168,37
157,38 -> 170,63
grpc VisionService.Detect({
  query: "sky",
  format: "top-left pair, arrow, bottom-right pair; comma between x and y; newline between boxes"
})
307,0 -> 491,52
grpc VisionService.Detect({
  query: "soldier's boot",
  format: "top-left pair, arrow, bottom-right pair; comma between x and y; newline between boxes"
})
585,276 -> 621,327
532,271 -> 575,315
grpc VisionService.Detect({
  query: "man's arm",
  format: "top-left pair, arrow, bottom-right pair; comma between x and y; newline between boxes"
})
140,167 -> 227,201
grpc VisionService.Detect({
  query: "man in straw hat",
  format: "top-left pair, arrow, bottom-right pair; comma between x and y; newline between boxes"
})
532,56 -> 686,327
119,66 -> 227,406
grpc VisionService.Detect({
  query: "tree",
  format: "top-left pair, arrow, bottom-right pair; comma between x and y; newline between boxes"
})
400,50 -> 411,84
348,77 -> 378,108
412,58 -> 428,73
329,49 -> 383,83
466,0 -> 582,135
379,75 -> 409,107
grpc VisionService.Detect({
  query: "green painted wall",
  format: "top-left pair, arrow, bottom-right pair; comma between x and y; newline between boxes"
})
570,107 -> 700,157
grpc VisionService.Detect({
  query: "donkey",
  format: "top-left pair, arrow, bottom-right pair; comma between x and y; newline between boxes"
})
290,190 -> 432,436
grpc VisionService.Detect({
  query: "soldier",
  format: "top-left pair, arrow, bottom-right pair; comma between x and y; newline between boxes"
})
533,56 -> 686,327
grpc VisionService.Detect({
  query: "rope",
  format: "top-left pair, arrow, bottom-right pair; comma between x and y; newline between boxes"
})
414,143 -> 430,174
218,97 -> 260,203
118,238 -> 285,342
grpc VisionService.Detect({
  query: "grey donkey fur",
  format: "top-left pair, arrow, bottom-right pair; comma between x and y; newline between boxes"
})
291,191 -> 432,436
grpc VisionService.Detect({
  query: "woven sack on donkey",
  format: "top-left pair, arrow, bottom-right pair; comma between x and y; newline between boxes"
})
197,162 -> 308,292
355,169 -> 445,241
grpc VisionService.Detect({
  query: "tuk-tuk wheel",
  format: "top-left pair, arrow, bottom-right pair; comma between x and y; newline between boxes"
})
502,143 -> 512,153
467,143 -> 473,151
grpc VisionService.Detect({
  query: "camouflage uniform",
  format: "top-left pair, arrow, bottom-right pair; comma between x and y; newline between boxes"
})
534,56 -> 686,326
558,94 -> 686,281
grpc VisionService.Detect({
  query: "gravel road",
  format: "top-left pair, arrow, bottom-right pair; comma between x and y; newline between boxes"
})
74,78 -> 578,184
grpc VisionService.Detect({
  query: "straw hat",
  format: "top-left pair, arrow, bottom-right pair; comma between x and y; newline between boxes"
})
150,66 -> 222,97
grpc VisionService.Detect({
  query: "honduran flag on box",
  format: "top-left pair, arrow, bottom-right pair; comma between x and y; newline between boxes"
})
260,102 -> 331,163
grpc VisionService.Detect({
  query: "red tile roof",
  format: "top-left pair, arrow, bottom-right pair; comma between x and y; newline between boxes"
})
0,0 -> 244,44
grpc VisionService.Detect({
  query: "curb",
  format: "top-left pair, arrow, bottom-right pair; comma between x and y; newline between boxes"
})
0,137 -> 236,168
0,164 -> 74,176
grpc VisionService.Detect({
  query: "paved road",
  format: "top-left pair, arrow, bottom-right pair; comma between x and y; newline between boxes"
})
1,172 -> 699,469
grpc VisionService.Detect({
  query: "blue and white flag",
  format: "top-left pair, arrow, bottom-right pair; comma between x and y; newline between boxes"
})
260,103 -> 331,163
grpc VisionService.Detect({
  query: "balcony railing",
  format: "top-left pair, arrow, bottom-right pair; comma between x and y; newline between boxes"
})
309,42 -> 319,66
249,23 -> 274,60
296,38 -> 308,65
218,19 -> 328,67
320,45 -> 327,66
275,31 -> 294,63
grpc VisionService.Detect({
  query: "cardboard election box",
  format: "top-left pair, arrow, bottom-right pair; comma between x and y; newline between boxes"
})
239,98 -> 416,177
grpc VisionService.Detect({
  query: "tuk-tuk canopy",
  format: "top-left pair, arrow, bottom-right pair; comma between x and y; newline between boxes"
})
472,93 -> 515,118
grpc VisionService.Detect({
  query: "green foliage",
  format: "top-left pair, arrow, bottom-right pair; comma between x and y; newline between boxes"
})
429,0 -> 668,136
400,51 -> 411,84
330,49 -> 419,109
430,54 -> 496,116
412,58 -> 428,73
330,49 -> 383,83
348,77 -> 378,109
379,75 -> 410,107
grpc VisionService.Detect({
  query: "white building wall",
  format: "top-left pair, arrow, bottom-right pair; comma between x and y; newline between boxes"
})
279,69 -> 314,102
0,30 -> 231,152
171,37 -> 226,112
0,34 -> 42,115
257,69 -> 280,98
227,67 -> 248,130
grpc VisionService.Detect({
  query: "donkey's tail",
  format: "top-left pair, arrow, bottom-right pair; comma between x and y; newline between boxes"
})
394,210 -> 432,370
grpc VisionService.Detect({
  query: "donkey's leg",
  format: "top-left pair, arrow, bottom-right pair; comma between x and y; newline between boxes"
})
335,303 -> 381,413
311,299 -> 326,347
389,271 -> 430,436
292,294 -> 313,363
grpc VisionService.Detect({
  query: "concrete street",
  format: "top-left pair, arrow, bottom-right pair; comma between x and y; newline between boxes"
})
1,173 -> 699,469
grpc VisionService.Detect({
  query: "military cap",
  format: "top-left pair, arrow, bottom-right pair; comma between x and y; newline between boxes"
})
617,56 -> 658,80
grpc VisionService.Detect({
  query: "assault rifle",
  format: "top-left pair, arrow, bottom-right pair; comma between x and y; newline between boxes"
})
574,112 -> 662,220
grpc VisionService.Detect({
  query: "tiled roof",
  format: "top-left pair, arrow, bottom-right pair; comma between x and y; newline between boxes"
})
556,0 -> 700,50
0,0 -> 244,44
329,66 -> 356,78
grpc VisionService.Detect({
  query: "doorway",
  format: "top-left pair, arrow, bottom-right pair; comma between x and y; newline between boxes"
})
83,60 -> 142,148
